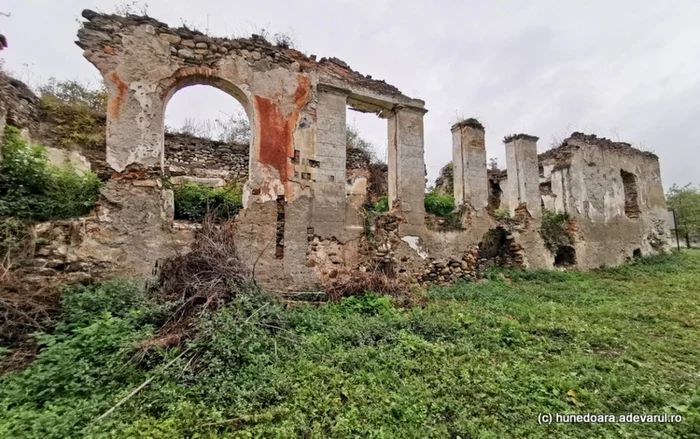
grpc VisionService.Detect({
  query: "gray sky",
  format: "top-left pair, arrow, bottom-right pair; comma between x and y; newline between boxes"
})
2,0 -> 699,189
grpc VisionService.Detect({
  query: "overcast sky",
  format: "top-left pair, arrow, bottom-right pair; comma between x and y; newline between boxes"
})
2,0 -> 699,188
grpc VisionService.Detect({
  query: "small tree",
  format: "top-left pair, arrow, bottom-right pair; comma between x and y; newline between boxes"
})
666,183 -> 700,247
346,124 -> 381,164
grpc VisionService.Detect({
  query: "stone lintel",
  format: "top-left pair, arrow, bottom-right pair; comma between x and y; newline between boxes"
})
317,83 -> 351,96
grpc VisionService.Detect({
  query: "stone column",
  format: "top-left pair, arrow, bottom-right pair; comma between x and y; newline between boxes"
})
451,119 -> 488,211
388,105 -> 427,229
310,84 -> 350,236
504,134 -> 541,218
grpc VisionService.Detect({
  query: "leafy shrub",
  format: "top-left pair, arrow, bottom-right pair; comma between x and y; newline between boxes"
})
173,182 -> 242,222
38,78 -> 107,113
60,279 -> 150,327
335,292 -> 394,316
369,191 -> 458,221
39,78 -> 107,149
494,208 -> 511,219
346,124 -> 379,164
370,191 -> 458,219
424,188 -> 455,217
371,195 -> 389,213
540,208 -> 572,251
0,126 -> 102,221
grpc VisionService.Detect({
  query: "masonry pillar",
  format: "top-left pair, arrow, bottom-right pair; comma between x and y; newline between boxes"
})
388,105 -> 427,230
310,84 -> 350,236
504,134 -> 541,218
104,76 -> 165,172
451,119 -> 488,211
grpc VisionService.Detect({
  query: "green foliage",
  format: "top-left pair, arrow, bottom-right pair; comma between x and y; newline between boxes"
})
666,183 -> 700,241
540,208 -> 572,251
173,181 -> 242,222
2,252 -> 700,437
60,279 -> 151,327
371,195 -> 389,213
494,208 -> 511,219
334,292 -> 394,316
0,126 -> 102,221
424,188 -> 455,217
38,78 -> 107,113
369,191 -> 459,229
39,78 -> 107,149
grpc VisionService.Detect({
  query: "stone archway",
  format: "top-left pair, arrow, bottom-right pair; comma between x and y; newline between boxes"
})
160,72 -> 257,205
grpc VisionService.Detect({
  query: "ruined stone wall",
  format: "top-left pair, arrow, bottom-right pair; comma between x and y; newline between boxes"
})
1,9 -> 669,291
164,132 -> 249,184
71,9 -> 426,291
537,133 -> 667,268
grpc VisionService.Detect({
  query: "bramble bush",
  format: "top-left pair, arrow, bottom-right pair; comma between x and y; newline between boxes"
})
172,181 -> 243,222
0,126 -> 102,221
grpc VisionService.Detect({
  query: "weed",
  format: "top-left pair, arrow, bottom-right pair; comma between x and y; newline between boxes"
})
1,252 -> 700,437
173,181 -> 242,222
0,126 -> 102,221
541,208 -> 572,251
424,188 -> 455,217
494,208 -> 511,219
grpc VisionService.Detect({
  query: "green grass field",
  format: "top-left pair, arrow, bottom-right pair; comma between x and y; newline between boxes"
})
1,251 -> 699,438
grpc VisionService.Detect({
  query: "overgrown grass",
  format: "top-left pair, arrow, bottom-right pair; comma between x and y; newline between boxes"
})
0,126 -> 102,222
39,78 -> 107,149
1,252 -> 699,437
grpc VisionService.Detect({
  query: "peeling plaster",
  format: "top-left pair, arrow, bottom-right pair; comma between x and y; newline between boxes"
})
401,235 -> 429,259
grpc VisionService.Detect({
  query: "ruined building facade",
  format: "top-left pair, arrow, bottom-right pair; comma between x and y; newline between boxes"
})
0,10 -> 668,290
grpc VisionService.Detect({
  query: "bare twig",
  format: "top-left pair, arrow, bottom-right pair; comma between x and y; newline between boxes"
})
95,348 -> 190,422
244,302 -> 269,323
